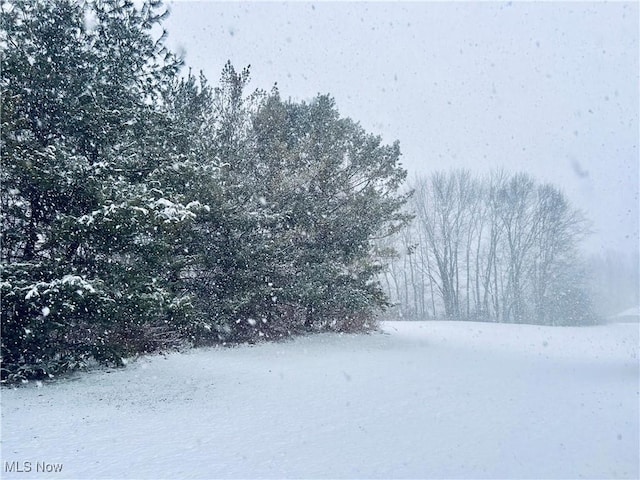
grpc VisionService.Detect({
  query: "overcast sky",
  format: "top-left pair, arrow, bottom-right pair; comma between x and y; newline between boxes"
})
164,1 -> 639,255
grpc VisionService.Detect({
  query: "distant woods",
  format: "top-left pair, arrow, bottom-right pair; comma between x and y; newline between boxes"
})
378,170 -> 596,325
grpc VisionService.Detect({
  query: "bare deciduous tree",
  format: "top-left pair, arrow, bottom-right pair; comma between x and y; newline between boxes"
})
380,169 -> 594,325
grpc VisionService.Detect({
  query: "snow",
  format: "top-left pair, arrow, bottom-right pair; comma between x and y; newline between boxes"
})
2,321 -> 638,479
612,306 -> 640,323
23,275 -> 97,300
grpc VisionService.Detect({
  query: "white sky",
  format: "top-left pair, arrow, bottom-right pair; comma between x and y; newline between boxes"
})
164,1 -> 639,255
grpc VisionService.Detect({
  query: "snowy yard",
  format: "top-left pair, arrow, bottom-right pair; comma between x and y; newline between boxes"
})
2,321 -> 638,479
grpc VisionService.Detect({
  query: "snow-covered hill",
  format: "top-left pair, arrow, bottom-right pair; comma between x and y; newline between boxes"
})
2,321 -> 638,479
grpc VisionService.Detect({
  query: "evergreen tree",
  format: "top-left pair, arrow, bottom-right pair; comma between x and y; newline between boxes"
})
1,2 -> 411,381
1,0 -> 194,380
251,91 -> 410,331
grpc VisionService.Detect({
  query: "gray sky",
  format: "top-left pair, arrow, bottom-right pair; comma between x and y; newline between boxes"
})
164,1 -> 639,255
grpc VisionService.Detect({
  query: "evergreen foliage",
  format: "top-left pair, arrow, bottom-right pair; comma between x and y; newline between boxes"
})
1,1 -> 409,382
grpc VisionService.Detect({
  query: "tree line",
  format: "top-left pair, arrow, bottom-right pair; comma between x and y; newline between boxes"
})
1,0 -> 601,384
0,0 -> 409,382
378,170 -> 596,325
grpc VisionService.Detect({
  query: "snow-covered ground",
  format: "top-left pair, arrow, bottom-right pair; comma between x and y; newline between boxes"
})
2,321 -> 638,479
610,306 -> 640,323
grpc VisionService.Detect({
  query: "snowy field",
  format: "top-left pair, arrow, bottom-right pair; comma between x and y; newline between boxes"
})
2,321 -> 638,479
